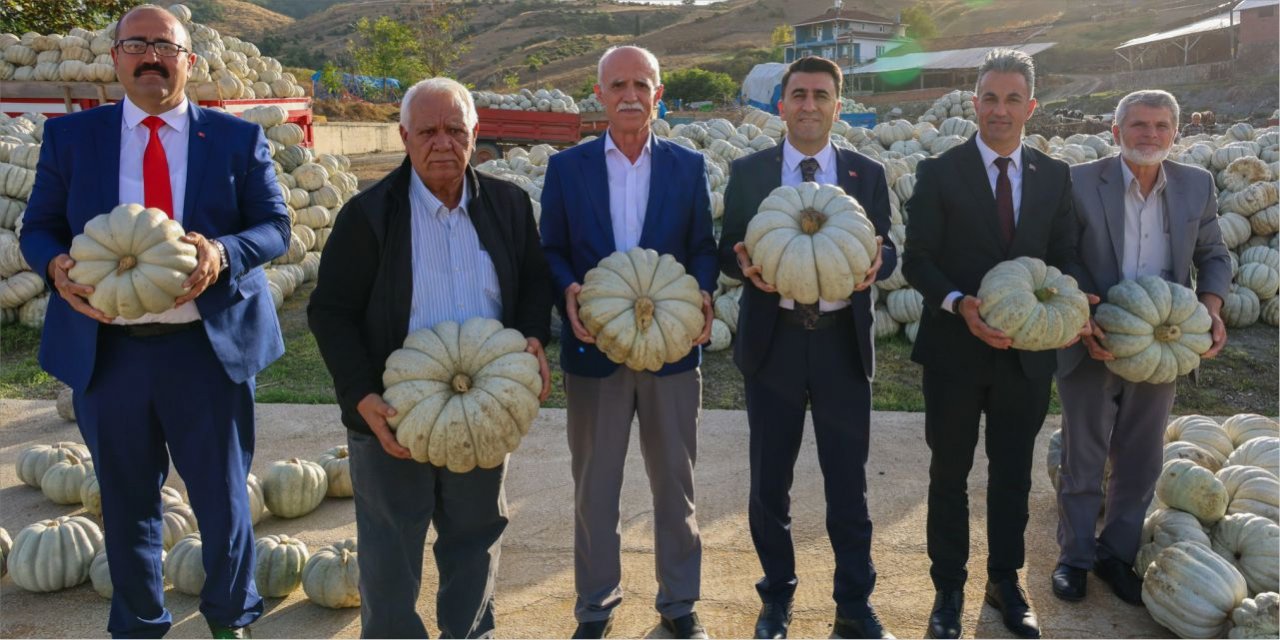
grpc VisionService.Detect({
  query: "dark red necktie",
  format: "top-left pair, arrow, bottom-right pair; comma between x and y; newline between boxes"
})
142,116 -> 174,218
994,156 -> 1014,247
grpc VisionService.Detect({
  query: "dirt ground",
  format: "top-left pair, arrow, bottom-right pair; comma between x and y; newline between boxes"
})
0,400 -> 1175,639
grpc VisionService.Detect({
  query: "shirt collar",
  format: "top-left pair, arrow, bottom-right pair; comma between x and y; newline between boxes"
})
410,168 -> 469,218
122,95 -> 190,133
975,133 -> 1022,172
603,129 -> 652,162
782,137 -> 836,175
1120,158 -> 1167,196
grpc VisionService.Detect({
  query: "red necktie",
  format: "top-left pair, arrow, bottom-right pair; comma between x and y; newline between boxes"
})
994,156 -> 1014,247
142,116 -> 174,218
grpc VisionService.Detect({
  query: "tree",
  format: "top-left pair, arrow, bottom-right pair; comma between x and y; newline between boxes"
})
502,70 -> 520,91
662,68 -> 737,105
414,5 -> 472,78
1,0 -> 141,34
318,60 -> 344,98
524,52 -> 547,86
900,4 -> 937,41
770,24 -> 793,47
348,16 -> 426,101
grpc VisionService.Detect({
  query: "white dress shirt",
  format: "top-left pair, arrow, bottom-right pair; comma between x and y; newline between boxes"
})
116,96 -> 198,324
603,131 -> 652,252
1120,160 -> 1172,281
943,135 -> 1026,313
778,138 -> 849,311
407,171 -> 502,333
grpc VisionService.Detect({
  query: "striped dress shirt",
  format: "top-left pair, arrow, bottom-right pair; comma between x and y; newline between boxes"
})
408,172 -> 502,332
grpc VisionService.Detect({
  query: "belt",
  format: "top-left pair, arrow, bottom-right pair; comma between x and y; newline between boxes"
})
777,307 -> 848,331
102,321 -> 203,338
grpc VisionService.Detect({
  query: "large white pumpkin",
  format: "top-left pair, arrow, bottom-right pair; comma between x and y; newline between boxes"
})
40,453 -> 94,505
162,502 -> 199,551
1137,508 -> 1212,575
302,538 -> 360,609
1211,513 -> 1280,596
68,204 -> 198,319
165,532 -> 205,596
254,534 -> 309,597
976,256 -> 1088,350
1218,465 -> 1280,522
1095,276 -> 1212,384
1227,437 -> 1280,477
262,458 -> 328,518
1143,541 -> 1248,638
576,248 -> 706,372
1157,458 -> 1229,525
316,446 -> 353,498
1167,415 -> 1235,464
16,441 -> 90,488
246,472 -> 267,525
744,182 -> 879,305
9,515 -> 104,592
1222,414 -> 1280,449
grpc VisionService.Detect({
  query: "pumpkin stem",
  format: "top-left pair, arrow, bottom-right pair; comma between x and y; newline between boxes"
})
116,255 -> 137,276
799,208 -> 827,235
634,296 -> 655,331
1034,286 -> 1058,302
1154,324 -> 1182,342
452,373 -> 472,393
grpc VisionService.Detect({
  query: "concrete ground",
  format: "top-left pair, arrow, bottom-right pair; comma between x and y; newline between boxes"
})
0,400 -> 1170,639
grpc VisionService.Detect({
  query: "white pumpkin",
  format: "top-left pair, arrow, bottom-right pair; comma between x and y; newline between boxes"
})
90,548 -> 112,598
16,441 -> 91,488
383,317 -> 542,471
9,516 -> 103,592
1229,592 -> 1280,638
1211,513 -> 1280,595
706,318 -> 731,352
165,532 -> 205,596
1222,414 -> 1280,449
1165,441 -> 1224,473
316,446 -> 353,498
1167,415 -> 1235,463
162,502 -> 199,551
577,248 -> 707,372
80,473 -> 101,517
1218,465 -> 1280,522
39,452 -> 94,505
68,204 -> 198,319
160,485 -> 185,509
262,458 -> 328,518
1228,437 -> 1280,477
1156,458 -> 1229,525
976,257 -> 1089,350
302,538 -> 360,609
246,473 -> 267,525
254,534 -> 309,597
1095,276 -> 1212,384
0,527 -> 10,578
1143,541 -> 1248,638
1137,508 -> 1212,575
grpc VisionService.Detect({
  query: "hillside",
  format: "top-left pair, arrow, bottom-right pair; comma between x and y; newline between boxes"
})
209,0 -> 1230,92
187,0 -> 293,40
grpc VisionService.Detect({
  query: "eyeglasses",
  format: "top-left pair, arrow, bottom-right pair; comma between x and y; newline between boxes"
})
115,39 -> 188,57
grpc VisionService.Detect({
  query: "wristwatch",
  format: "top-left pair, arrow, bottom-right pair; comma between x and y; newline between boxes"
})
210,239 -> 229,273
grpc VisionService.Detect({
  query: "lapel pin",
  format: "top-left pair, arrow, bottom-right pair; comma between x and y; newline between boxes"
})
197,131 -> 205,138
1028,163 -> 1036,172
848,170 -> 858,178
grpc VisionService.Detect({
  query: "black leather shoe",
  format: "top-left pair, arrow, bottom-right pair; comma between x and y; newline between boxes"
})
755,601 -> 793,639
573,617 -> 613,639
984,578 -> 1040,639
832,609 -> 895,639
925,590 -> 963,639
208,624 -> 251,639
1051,563 -> 1087,601
661,612 -> 708,639
1094,557 -> 1144,605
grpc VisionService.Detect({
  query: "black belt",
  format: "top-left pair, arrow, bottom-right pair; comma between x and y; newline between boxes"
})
102,321 -> 202,338
778,307 -> 849,331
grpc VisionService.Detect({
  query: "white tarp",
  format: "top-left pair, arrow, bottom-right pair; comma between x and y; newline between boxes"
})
740,63 -> 789,112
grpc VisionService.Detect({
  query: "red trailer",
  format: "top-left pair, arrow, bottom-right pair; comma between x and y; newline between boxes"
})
473,107 -> 581,164
2,81 -> 314,146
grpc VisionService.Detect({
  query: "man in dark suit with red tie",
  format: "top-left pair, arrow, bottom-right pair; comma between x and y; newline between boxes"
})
903,49 -> 1085,640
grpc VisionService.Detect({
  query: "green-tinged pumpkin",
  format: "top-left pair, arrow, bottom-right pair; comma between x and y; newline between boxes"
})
80,473 -> 101,517
1143,540 -> 1248,638
1137,508 -> 1212,575
68,204 -> 198,319
1157,458 -> 1229,525
1165,441 -> 1223,473
1229,592 -> 1280,638
254,534 -> 309,597
977,256 -> 1089,350
1211,513 -> 1280,595
16,441 -> 90,488
316,446 -> 352,498
165,532 -> 205,595
1218,465 -> 1280,522
247,473 -> 267,525
9,516 -> 103,592
1095,276 -> 1212,384
90,548 -> 111,598
302,538 -> 360,609
262,458 -> 328,518
40,453 -> 94,505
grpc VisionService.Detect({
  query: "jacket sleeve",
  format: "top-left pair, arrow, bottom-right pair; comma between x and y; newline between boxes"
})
18,122 -> 71,286
513,190 -> 553,345
902,158 -> 960,310
1191,172 -> 1232,301
866,161 -> 897,281
222,125 -> 290,278
306,198 -> 382,414
1065,170 -> 1101,297
717,157 -> 749,280
687,154 -> 719,293
539,154 -> 577,311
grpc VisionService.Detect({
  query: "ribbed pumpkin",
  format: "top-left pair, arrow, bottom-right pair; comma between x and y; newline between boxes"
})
89,548 -> 112,598
1229,592 -> 1280,639
976,256 -> 1089,350
1167,415 -> 1235,464
707,318 -> 731,352
302,538 -> 361,609
79,472 -> 101,516
9,516 -> 103,592
316,446 -> 353,498
160,485 -> 185,509
1095,276 -> 1212,384
1218,466 -> 1279,522
1157,458 -> 1229,525
713,286 -> 742,333
246,473 -> 267,525
165,532 -> 205,596
68,204 -> 198,319
1228,437 -> 1280,477
262,458 -> 328,518
254,534 -> 310,597
55,386 -> 75,422
576,248 -> 706,373
1137,508 -> 1212,575
744,183 -> 879,305
40,452 -> 94,505
1165,441 -> 1223,473
1223,414 -> 1280,449
16,441 -> 90,488
162,502 -> 199,550
1143,541 -> 1248,638
0,527 -> 10,578
383,317 -> 542,471
1210,513 -> 1279,595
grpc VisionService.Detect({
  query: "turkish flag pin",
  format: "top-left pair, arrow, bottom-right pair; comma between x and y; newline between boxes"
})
848,170 -> 858,178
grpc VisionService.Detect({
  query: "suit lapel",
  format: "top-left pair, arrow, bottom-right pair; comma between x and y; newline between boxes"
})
580,135 -> 614,251
957,138 -> 1003,249
1009,145 -> 1046,256
765,143 -> 784,191
184,104 -> 208,224
637,135 -> 668,248
1098,156 -> 1127,271
834,148 -> 859,196
98,102 -> 123,210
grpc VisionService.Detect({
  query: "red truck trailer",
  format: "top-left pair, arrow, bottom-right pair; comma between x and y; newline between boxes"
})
473,107 -> 581,164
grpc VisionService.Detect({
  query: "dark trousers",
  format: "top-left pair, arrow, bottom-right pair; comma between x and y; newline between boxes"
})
77,326 -> 262,638
923,352 -> 1052,591
347,430 -> 508,639
744,313 -> 876,618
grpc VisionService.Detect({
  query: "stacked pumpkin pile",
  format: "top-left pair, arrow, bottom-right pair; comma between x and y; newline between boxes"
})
577,94 -> 605,113
6,440 -> 363,610
840,99 -> 875,115
0,113 -> 49,328
472,88 -> 581,114
0,4 -> 308,100
917,90 -> 977,124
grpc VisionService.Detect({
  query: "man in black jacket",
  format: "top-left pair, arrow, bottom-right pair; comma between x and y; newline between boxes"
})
903,49 -> 1085,640
308,77 -> 552,638
718,56 -> 894,640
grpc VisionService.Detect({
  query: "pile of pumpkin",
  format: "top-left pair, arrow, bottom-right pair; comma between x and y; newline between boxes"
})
2,440 -> 362,610
917,89 -> 977,124
577,94 -> 605,113
472,88 -> 581,114
0,113 -> 50,328
0,4 -> 308,101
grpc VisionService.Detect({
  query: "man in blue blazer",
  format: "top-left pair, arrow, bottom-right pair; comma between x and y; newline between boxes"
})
19,6 -> 289,638
717,56 -> 894,639
540,45 -> 717,639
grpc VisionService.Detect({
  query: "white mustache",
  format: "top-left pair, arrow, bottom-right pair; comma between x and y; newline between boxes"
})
617,102 -> 644,111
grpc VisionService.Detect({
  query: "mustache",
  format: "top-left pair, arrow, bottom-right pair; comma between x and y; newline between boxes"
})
135,63 -> 168,78
617,101 -> 644,111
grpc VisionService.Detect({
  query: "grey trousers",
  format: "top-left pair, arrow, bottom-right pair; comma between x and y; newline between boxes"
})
1055,356 -> 1175,568
347,430 -> 508,639
566,367 -> 703,623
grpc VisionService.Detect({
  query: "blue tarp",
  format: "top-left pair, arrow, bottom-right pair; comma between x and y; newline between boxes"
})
310,71 -> 402,100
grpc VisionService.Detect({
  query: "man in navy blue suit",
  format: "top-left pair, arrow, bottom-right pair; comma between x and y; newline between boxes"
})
717,56 -> 894,640
540,45 -> 717,639
20,5 -> 289,638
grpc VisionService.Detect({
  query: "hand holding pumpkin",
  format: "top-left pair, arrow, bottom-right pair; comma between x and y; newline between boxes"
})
732,242 -> 776,293
526,337 -> 551,403
47,254 -> 112,323
694,291 -> 714,346
563,283 -> 596,344
174,232 -> 220,306
1199,292 -> 1227,359
853,237 -> 885,292
355,393 -> 410,460
957,295 -> 1013,349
